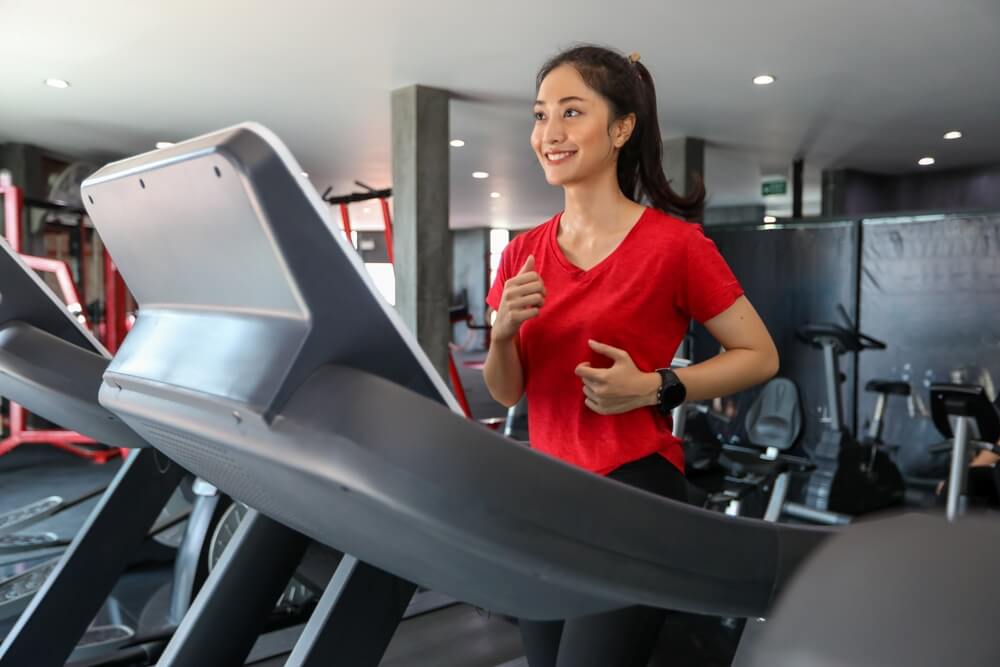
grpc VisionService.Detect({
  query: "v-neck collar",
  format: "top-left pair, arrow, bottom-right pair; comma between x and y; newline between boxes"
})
548,207 -> 651,277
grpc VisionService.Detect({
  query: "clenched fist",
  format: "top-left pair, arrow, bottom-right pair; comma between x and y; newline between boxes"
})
493,255 -> 546,343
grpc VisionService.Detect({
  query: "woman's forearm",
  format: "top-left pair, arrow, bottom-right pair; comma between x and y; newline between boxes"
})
673,346 -> 779,403
483,336 -> 526,407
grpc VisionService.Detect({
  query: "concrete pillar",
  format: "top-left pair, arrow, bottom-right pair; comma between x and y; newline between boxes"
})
391,85 -> 451,378
663,136 -> 705,200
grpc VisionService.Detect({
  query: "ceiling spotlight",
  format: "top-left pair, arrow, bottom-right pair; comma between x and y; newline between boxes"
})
472,171 -> 489,179
943,130 -> 963,140
490,192 -> 501,199
763,215 -> 777,223
918,157 -> 935,166
44,78 -> 70,89
753,74 -> 776,86
450,139 -> 465,147
155,141 -> 175,149
301,172 -> 309,178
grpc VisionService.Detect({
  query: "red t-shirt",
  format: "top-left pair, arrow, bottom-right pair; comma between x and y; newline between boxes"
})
486,207 -> 743,476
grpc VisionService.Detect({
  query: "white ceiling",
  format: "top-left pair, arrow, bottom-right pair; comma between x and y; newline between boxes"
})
1,0 -> 998,229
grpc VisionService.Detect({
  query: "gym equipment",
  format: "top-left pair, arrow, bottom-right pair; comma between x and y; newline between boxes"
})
712,378 -> 849,523
797,320 -> 905,515
72,123 -> 846,666
929,383 -> 1000,520
0,240 -> 235,666
863,378 -> 911,448
69,122 -> 1000,666
736,514 -> 1000,667
0,181 -> 126,462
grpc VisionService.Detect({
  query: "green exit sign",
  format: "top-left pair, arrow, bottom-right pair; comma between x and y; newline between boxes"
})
762,180 -> 787,196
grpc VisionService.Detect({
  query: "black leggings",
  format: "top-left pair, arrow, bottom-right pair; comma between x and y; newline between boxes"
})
518,454 -> 688,667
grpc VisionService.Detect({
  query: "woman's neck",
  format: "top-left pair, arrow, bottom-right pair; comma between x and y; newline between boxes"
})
561,170 -> 643,236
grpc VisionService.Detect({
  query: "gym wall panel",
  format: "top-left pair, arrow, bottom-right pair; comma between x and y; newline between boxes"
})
695,221 -> 859,450
858,211 -> 1000,477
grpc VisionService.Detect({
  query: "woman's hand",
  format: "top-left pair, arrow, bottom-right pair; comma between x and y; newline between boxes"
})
575,340 -> 661,415
493,255 -> 546,343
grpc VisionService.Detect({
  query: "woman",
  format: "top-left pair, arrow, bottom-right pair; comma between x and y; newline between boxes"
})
483,45 -> 779,666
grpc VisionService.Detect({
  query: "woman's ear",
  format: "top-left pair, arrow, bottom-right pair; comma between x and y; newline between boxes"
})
612,113 -> 637,148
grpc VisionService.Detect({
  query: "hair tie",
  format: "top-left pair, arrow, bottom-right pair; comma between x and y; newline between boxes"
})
626,52 -> 641,65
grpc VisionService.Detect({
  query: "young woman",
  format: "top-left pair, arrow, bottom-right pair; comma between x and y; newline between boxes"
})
483,45 -> 779,666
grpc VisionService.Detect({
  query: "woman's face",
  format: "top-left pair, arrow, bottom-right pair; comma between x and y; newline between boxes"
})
531,64 -> 630,188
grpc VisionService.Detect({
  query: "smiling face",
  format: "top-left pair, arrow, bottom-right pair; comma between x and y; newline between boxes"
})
531,64 -> 634,189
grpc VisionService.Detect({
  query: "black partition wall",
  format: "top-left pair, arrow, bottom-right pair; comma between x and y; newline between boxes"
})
857,211 -> 1000,476
694,211 -> 1000,478
693,221 -> 860,450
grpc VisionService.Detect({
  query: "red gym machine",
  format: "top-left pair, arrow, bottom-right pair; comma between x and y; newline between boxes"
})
322,182 -> 494,423
0,182 -> 128,462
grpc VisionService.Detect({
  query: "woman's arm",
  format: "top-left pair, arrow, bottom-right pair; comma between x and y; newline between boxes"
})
673,296 -> 779,401
483,255 -> 546,407
575,296 -> 778,414
483,332 -> 525,407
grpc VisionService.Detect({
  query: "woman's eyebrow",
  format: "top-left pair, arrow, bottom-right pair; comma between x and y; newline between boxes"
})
533,96 -> 588,106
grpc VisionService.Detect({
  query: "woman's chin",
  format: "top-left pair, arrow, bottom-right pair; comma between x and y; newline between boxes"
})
544,170 -> 573,187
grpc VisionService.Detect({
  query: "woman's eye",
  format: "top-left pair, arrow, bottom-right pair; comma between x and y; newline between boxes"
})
533,111 -> 545,121
564,109 -> 580,118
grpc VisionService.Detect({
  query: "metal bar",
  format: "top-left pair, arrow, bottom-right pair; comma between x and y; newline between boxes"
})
1,185 -> 24,252
0,449 -> 184,667
21,255 -> 90,328
22,196 -> 87,216
77,217 -> 87,306
284,554 -> 416,667
169,491 -> 221,624
447,350 -> 473,418
103,251 -> 124,352
339,203 -> 353,240
323,187 -> 393,205
946,417 -> 970,522
156,509 -> 309,667
792,158 -> 803,219
763,472 -> 790,523
782,502 -> 852,525
822,341 -> 843,432
851,221 -> 863,437
868,393 -> 887,441
380,197 -> 394,265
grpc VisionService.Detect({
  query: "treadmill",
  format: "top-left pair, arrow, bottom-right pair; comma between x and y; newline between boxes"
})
0,240 -> 187,666
64,124 -> 976,666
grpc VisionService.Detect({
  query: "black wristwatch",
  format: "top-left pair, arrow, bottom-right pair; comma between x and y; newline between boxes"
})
655,368 -> 687,417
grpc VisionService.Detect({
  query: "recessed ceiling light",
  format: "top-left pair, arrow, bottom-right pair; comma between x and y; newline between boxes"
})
918,157 -> 935,166
450,139 -> 465,147
763,215 -> 777,223
943,130 -> 963,140
301,172 -> 309,178
490,192 -> 501,199
753,74 -> 776,86
44,78 -> 70,89
155,141 -> 175,149
472,171 -> 489,179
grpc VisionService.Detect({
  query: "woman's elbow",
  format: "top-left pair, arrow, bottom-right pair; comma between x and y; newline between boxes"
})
763,344 -> 780,381
489,389 -> 522,409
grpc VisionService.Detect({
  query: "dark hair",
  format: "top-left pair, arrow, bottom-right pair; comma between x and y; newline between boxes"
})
536,45 -> 705,221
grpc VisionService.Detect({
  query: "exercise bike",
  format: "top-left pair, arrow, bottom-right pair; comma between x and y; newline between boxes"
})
796,318 -> 905,516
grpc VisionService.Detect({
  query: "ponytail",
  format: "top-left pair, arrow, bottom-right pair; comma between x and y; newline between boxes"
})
536,45 -> 705,221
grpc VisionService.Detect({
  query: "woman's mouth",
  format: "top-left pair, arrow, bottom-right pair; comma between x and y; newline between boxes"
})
545,150 -> 577,165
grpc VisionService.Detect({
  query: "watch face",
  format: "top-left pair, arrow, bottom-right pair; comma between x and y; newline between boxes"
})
658,370 -> 686,415
663,380 -> 685,406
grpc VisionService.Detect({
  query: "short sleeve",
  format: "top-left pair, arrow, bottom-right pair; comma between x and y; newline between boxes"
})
677,226 -> 744,323
486,244 -> 514,311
